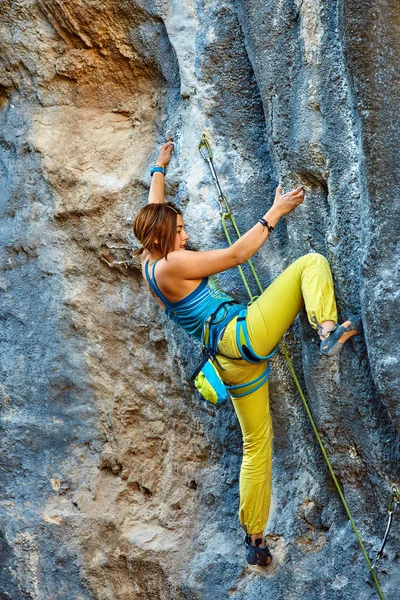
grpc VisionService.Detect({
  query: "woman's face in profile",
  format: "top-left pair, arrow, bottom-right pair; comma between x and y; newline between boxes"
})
173,214 -> 189,252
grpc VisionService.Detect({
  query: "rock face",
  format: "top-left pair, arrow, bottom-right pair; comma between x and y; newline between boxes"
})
0,1 -> 399,599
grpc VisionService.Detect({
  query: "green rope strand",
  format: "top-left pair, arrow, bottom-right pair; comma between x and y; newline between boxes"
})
222,216 -> 257,302
222,215 -> 262,302
221,205 -> 385,600
199,135 -> 385,598
280,343 -> 385,599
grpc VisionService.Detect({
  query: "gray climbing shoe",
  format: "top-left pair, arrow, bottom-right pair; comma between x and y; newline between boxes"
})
320,315 -> 362,357
245,534 -> 272,567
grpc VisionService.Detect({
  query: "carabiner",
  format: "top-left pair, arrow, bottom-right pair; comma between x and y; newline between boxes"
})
198,134 -> 213,162
388,483 -> 400,513
219,195 -> 232,215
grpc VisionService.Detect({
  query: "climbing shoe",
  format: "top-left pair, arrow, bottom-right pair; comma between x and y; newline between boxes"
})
320,315 -> 362,357
245,534 -> 272,567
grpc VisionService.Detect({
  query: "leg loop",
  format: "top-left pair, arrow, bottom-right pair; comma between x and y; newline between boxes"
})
226,363 -> 271,398
236,309 -> 278,363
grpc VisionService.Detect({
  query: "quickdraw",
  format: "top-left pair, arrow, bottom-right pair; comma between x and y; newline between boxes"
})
372,483 -> 400,571
199,135 -> 261,303
199,133 -> 390,600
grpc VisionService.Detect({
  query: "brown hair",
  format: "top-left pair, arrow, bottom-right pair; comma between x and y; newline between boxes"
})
133,202 -> 182,259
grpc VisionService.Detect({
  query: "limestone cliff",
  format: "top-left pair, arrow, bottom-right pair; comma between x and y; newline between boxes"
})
0,1 -> 399,599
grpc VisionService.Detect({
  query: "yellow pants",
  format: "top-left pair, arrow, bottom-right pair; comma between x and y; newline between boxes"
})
216,253 -> 338,534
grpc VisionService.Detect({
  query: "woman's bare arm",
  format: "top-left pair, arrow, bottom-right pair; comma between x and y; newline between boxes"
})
160,185 -> 305,281
147,172 -> 165,205
148,141 -> 174,204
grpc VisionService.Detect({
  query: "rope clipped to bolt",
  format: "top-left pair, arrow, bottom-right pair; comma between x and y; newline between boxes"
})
198,133 -> 388,600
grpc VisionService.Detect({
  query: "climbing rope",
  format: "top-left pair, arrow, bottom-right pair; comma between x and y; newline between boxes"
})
199,134 -> 387,600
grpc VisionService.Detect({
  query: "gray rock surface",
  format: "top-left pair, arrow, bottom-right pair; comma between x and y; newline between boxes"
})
0,1 -> 399,599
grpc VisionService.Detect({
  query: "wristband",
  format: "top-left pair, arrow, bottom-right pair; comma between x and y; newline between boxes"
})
150,165 -> 165,176
258,218 -> 274,234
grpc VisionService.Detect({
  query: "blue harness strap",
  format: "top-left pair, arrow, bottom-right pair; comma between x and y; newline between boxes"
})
235,309 -> 278,363
225,362 -> 271,398
222,308 -> 278,398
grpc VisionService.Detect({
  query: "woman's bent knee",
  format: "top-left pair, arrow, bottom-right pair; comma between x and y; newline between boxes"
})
304,252 -> 329,265
295,252 -> 331,272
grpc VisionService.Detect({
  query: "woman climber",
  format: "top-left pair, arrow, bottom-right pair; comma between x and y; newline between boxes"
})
133,140 -> 362,567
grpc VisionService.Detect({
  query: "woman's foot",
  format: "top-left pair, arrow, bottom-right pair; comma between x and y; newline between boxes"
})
245,534 -> 272,566
320,315 -> 362,356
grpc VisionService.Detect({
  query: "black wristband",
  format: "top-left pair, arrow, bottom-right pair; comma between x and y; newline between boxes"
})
258,218 -> 274,234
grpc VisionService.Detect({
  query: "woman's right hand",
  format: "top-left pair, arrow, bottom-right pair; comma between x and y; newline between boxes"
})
156,140 -> 175,168
273,184 -> 305,216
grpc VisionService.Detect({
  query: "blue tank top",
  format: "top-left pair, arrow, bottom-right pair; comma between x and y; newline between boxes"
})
144,260 -> 245,344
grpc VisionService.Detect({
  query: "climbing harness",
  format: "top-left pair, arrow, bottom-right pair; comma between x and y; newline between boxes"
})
372,483 -> 400,571
192,299 -> 278,402
199,133 -> 389,600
